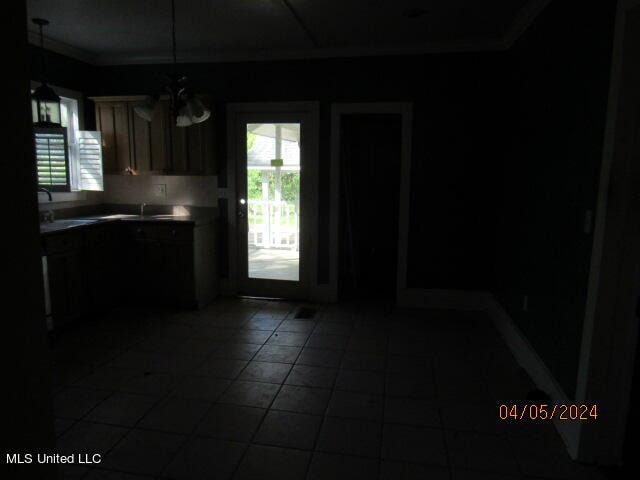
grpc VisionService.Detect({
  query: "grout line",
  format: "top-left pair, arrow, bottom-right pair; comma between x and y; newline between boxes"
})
224,302 -> 297,479
153,302 -> 271,478
227,303 -> 321,477
67,302 -> 253,478
55,301 -> 541,480
377,315 -> 391,477
300,308 -> 354,479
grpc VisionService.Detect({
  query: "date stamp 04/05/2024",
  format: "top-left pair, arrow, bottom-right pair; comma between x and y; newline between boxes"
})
498,404 -> 599,421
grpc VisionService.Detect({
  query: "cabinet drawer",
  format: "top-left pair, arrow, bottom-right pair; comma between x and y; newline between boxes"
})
127,222 -> 193,242
154,224 -> 193,242
85,223 -> 120,245
43,232 -> 82,255
128,223 -> 157,241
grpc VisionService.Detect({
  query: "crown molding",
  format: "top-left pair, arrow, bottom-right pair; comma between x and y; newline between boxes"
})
27,0 -> 550,66
27,30 -> 97,65
93,38 -> 506,66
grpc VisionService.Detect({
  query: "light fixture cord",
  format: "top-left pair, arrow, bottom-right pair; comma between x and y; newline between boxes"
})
39,23 -> 46,82
171,0 -> 177,68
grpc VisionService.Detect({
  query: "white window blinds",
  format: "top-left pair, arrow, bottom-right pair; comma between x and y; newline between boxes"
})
34,127 -> 70,191
77,130 -> 103,191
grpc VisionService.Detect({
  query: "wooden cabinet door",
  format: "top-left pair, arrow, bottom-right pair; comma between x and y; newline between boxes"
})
94,96 -> 213,175
168,102 -> 214,174
47,252 -> 70,325
47,248 -> 87,327
149,100 -> 171,173
95,102 -> 131,173
161,240 -> 195,306
124,223 -> 196,307
129,106 -> 151,172
128,101 -> 170,173
95,103 -> 117,173
85,225 -> 121,311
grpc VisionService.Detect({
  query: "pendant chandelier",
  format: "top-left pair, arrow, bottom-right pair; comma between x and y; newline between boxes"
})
31,18 -> 61,127
134,0 -> 211,127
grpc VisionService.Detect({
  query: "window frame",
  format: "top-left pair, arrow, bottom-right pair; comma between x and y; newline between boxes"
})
31,83 -> 89,199
34,126 -> 71,192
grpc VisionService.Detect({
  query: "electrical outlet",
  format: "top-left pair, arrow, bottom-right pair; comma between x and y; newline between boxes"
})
153,184 -> 167,200
523,294 -> 529,312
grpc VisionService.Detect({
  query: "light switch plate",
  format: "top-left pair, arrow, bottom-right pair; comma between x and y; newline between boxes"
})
153,183 -> 167,200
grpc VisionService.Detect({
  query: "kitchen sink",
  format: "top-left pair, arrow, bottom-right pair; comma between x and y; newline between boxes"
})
40,218 -> 99,232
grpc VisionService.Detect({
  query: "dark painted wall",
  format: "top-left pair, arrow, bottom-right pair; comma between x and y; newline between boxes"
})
28,44 -> 98,129
407,56 -> 508,288
339,114 -> 402,299
24,0 -> 618,400
494,0 -> 616,396
86,53 -> 509,288
6,2 -> 56,477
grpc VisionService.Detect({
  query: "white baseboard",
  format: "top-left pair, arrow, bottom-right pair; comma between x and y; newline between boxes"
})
397,288 -> 581,458
397,288 -> 491,311
484,294 -> 580,459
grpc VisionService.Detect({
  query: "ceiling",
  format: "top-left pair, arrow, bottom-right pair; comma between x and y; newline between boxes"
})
26,0 -> 550,65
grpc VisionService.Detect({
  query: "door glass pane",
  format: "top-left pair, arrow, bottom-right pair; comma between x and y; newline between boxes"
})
246,123 -> 300,281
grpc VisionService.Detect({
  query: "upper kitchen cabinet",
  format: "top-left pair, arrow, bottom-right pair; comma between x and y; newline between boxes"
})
94,100 -> 132,174
169,115 -> 214,174
90,95 -> 214,175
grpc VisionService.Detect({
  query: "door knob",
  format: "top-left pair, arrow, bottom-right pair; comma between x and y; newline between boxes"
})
238,198 -> 247,217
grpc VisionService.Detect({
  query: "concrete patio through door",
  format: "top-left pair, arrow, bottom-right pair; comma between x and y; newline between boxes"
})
248,247 -> 299,281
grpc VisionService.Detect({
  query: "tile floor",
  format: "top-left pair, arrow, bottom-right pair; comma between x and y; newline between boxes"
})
48,299 -> 609,480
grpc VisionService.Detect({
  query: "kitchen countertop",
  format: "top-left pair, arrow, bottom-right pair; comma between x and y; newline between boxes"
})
40,213 -> 215,234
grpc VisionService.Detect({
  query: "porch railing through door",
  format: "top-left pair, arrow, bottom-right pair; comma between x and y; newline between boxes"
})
248,199 -> 299,250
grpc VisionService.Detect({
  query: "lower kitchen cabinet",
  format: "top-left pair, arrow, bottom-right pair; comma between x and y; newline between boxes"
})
43,218 -> 217,329
85,224 -> 122,311
43,231 -> 88,327
127,222 -> 216,308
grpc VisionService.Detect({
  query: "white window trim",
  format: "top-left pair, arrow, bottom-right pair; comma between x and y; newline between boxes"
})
31,82 -> 90,203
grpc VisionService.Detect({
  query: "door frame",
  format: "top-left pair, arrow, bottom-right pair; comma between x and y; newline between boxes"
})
224,102 -> 319,299
329,103 -> 413,303
574,0 -> 640,464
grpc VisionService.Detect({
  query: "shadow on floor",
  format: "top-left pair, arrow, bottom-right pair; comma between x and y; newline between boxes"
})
46,298 -> 610,479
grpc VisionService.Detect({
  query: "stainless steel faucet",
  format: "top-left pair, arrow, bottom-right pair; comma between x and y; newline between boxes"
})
140,203 -> 147,216
38,187 -> 55,223
37,186 -> 52,202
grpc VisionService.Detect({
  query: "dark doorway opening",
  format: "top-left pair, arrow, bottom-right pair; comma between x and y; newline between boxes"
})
338,113 -> 402,300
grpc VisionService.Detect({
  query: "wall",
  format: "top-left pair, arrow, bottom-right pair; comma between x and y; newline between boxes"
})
494,0 -> 616,396
103,174 -> 217,207
29,44 -> 97,97
5,2 -> 56,477
88,52 -> 510,289
407,55 -> 508,289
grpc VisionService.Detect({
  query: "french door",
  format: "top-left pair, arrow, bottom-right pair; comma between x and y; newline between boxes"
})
228,104 -> 318,299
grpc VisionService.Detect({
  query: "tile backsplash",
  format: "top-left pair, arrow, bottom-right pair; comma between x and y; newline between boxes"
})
103,175 -> 218,207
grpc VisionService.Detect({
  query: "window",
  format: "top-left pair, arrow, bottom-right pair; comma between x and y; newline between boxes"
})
34,127 -> 69,191
32,86 -> 103,193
